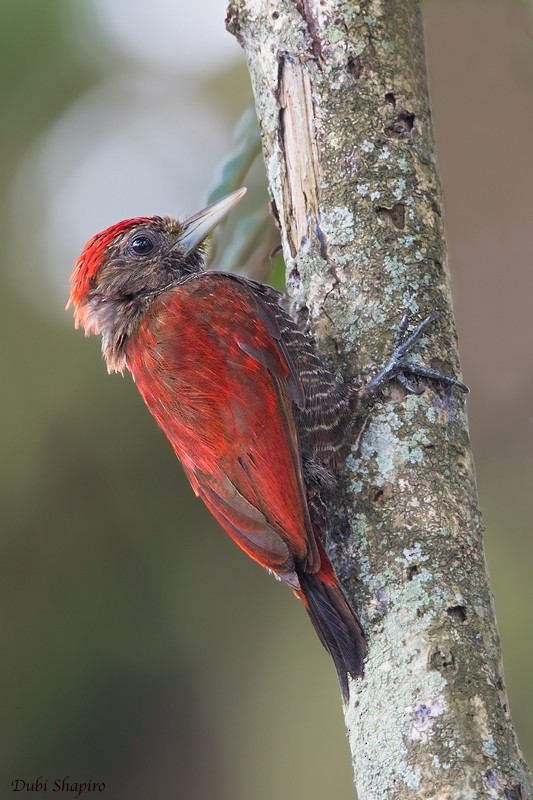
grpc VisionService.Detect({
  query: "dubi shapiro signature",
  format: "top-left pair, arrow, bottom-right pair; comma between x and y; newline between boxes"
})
11,777 -> 105,798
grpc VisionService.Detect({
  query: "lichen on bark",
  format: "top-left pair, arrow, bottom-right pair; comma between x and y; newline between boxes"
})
227,0 -> 532,796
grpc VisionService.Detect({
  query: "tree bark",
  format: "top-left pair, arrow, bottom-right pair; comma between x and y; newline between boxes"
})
226,0 -> 531,797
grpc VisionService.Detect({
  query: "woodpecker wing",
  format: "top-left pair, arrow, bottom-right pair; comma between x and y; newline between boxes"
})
127,272 -> 320,577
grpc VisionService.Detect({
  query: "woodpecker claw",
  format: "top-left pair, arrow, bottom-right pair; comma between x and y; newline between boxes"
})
396,372 -> 424,395
363,310 -> 469,399
392,308 -> 413,350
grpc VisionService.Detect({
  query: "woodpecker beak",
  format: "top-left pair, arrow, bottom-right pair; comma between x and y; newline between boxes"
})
176,188 -> 247,255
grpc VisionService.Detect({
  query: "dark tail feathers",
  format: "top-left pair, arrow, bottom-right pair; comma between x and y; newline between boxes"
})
298,571 -> 366,701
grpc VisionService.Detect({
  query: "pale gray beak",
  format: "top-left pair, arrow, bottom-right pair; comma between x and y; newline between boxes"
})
176,188 -> 247,255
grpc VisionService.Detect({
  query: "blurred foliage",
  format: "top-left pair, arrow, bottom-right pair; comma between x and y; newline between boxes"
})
1,2 -> 532,800
208,104 -> 282,283
208,105 -> 262,204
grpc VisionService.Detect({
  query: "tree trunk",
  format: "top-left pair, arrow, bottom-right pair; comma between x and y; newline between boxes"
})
226,0 -> 532,797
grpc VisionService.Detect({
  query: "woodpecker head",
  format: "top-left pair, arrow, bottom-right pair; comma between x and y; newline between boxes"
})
68,188 -> 246,371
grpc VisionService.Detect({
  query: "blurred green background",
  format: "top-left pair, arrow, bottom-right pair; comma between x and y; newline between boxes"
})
1,1 -> 532,798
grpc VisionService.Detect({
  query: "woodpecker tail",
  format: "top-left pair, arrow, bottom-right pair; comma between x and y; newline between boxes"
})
297,569 -> 366,702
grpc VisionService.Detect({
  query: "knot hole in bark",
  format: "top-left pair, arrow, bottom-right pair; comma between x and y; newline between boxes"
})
504,782 -> 524,800
447,604 -> 467,622
385,111 -> 415,138
429,644 -> 456,672
375,203 -> 405,229
346,55 -> 363,79
373,482 -> 393,504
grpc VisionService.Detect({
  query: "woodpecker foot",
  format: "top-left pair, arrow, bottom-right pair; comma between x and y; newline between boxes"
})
362,309 -> 469,401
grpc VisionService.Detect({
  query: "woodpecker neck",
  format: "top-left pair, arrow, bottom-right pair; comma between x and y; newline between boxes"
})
85,276 -> 199,373
79,246 -> 206,372
84,289 -> 156,373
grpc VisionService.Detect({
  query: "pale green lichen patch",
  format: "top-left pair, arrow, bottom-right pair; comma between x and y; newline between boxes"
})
483,738 -> 498,759
393,178 -> 407,199
399,543 -> 430,568
398,157 -> 410,173
425,405 -> 437,425
321,206 -> 355,245
348,477 -> 364,494
383,254 -> 407,278
369,303 -> 388,325
351,410 -> 429,487
398,763 -> 421,790
432,754 -> 452,771
402,291 -> 419,313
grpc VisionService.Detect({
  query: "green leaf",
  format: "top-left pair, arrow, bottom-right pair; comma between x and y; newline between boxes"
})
207,105 -> 262,204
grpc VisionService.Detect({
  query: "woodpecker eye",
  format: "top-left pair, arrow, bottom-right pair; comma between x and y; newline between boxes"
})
129,233 -> 157,256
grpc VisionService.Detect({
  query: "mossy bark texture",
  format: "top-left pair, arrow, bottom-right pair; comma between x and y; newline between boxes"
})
227,0 -> 532,797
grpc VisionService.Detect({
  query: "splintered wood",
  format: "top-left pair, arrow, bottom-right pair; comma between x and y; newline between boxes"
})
278,57 -> 321,258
